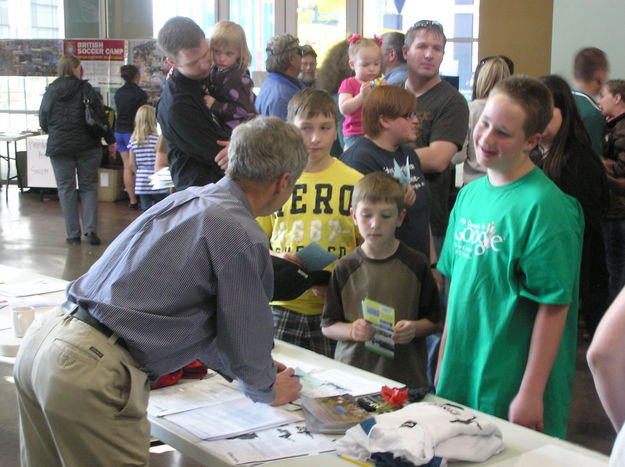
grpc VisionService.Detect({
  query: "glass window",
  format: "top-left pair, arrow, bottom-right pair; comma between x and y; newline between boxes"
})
296,0 -> 346,67
363,0 -> 480,99
230,0 -> 274,72
0,76 -> 50,132
0,0 -> 63,39
152,0 -> 216,38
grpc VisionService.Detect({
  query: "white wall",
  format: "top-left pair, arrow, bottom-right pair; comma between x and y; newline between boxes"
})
551,0 -> 625,83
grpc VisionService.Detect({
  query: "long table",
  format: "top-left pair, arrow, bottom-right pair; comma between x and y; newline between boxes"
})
0,265 -> 610,466
150,339 -> 610,466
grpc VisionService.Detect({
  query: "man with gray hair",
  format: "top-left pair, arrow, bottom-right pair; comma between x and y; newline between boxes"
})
256,33 -> 305,120
14,117 -> 306,466
381,31 -> 408,86
157,16 -> 230,190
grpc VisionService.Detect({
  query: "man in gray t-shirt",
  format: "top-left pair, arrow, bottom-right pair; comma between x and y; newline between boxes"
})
403,20 -> 468,243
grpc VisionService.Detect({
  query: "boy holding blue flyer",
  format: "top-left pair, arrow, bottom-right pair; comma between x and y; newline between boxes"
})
257,88 -> 362,356
322,172 -> 440,387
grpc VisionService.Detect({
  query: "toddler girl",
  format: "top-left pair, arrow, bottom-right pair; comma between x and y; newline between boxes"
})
128,105 -> 169,211
338,34 -> 385,148
204,21 -> 257,129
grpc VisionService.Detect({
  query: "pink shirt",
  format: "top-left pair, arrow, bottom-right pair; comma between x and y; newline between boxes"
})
338,77 -> 364,137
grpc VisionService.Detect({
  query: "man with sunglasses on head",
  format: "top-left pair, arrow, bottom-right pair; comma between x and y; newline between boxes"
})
256,33 -> 305,121
403,19 -> 469,385
157,16 -> 231,191
403,20 -> 469,253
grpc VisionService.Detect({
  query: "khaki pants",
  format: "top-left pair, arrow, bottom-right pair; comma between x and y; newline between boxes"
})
13,306 -> 151,466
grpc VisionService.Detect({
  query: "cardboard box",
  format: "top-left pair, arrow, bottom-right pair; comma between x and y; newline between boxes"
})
98,168 -> 123,202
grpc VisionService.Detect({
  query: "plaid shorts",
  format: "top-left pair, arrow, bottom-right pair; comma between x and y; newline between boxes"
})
272,305 -> 335,358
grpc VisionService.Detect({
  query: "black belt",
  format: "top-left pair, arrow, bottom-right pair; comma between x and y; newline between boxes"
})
63,301 -> 127,350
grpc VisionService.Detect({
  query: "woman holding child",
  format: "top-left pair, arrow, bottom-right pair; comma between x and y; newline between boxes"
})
341,85 -> 433,259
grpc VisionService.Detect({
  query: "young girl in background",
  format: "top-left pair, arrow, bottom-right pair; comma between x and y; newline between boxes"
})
204,21 -> 257,129
338,35 -> 385,148
128,105 -> 169,211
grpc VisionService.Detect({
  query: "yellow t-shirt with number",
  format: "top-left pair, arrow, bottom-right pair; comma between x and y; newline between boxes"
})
257,158 -> 362,315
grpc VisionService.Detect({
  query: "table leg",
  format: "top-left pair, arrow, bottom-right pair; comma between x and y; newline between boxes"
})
4,141 -> 9,201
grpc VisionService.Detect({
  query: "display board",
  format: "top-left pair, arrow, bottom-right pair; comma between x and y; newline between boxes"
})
26,135 -> 55,188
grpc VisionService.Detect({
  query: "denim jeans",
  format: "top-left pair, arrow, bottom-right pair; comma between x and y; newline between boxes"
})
427,234 -> 449,390
138,193 -> 168,212
50,148 -> 102,238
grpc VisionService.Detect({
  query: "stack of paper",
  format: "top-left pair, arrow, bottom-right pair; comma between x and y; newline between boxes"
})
204,422 -> 336,465
150,167 -> 174,190
165,397 -> 303,440
301,394 -> 371,434
150,378 -> 303,441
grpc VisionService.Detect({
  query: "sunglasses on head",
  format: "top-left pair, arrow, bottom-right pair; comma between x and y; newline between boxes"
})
409,20 -> 444,32
478,55 -> 514,74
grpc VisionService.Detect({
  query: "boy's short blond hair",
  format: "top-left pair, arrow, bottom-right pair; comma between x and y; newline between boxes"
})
287,87 -> 338,125
352,172 -> 405,214
490,75 -> 553,138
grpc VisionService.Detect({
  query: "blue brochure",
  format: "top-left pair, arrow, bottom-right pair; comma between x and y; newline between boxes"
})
296,243 -> 339,271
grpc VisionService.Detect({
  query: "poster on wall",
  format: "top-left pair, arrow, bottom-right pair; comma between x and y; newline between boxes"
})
0,40 -> 64,76
128,39 -> 170,105
63,40 -> 127,87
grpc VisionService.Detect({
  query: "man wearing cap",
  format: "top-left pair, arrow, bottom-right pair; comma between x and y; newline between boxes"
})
157,16 -> 230,190
256,33 -> 305,120
14,117 -> 305,466
299,44 -> 318,88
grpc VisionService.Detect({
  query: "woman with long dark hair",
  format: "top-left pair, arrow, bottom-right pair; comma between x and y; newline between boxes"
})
536,74 -> 609,337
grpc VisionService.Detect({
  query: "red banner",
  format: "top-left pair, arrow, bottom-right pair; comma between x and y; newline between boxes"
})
63,40 -> 125,61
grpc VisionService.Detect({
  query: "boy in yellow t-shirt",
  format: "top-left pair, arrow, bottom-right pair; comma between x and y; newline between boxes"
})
257,88 -> 362,356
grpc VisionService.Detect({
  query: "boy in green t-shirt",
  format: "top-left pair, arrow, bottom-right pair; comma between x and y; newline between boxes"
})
435,76 -> 584,438
257,88 -> 362,357
321,172 -> 440,388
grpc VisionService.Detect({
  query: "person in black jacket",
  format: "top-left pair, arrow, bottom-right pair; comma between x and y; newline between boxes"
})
114,64 -> 148,209
156,16 -> 231,191
39,54 -> 117,245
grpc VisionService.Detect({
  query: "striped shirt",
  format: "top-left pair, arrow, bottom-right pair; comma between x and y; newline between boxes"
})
128,132 -> 169,195
68,177 -> 277,403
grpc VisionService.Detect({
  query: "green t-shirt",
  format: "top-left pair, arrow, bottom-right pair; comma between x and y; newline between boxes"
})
437,168 -> 584,439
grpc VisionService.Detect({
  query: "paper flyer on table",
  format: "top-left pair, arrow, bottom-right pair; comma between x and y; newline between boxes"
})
148,376 -> 243,417
361,298 -> 395,359
307,368 -> 383,397
164,397 -> 303,441
203,422 -> 336,465
0,278 -> 67,297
